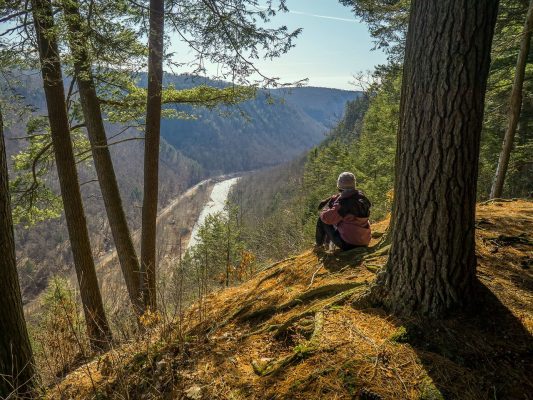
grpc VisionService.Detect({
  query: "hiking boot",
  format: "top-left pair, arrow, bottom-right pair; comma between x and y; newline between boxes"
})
313,244 -> 326,254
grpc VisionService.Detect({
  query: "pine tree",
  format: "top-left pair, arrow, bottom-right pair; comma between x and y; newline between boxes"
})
370,0 -> 500,316
140,0 -> 165,311
490,0 -> 533,198
62,0 -> 143,315
0,104 -> 36,398
31,0 -> 112,350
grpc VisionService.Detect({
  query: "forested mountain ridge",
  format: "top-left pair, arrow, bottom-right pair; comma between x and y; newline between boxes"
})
272,86 -> 362,128
160,96 -> 326,172
6,72 -> 360,173
4,72 -> 359,302
152,75 -> 361,172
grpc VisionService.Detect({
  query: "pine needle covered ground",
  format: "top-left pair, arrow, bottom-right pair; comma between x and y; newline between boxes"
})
48,200 -> 533,400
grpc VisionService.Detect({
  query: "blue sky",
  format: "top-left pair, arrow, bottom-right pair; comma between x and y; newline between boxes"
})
169,0 -> 387,90
252,0 -> 387,89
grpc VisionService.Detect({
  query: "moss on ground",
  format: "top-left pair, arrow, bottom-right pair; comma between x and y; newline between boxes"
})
48,200 -> 533,400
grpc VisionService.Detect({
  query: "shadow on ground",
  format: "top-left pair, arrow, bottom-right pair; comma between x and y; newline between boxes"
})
369,281 -> 533,399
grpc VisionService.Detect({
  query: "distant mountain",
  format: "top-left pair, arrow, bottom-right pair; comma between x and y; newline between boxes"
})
157,75 -> 361,173
160,95 -> 326,173
9,73 -> 361,175
271,86 -> 361,128
3,72 -> 360,300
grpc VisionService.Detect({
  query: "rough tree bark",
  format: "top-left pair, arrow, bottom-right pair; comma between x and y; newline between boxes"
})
31,0 -> 112,350
490,0 -> 533,198
370,0 -> 500,317
141,0 -> 165,311
62,0 -> 143,315
0,107 -> 36,398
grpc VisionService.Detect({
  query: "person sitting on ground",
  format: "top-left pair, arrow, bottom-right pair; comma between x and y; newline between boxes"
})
315,172 -> 371,251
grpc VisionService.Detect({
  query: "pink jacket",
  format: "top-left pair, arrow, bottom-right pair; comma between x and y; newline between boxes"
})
320,194 -> 372,246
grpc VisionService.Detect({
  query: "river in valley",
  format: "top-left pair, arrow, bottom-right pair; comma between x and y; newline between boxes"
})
187,176 -> 240,249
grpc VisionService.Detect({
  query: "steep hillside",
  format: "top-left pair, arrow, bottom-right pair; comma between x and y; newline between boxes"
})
144,75 -> 360,172
272,86 -> 362,128
49,200 -> 533,400
12,126 -> 204,303
229,156 -> 308,261
232,156 -> 306,222
227,96 -> 370,264
160,96 -> 326,172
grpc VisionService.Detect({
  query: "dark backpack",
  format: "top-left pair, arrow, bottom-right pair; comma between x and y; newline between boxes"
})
317,195 -> 338,210
338,191 -> 371,218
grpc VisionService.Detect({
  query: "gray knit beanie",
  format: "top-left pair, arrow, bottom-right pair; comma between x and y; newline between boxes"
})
337,172 -> 356,190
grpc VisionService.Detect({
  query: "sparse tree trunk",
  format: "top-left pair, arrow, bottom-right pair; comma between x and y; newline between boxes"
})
141,0 -> 165,311
31,0 -> 112,350
0,107 -> 36,398
226,217 -> 231,287
490,0 -> 533,199
371,0 -> 499,317
62,0 -> 143,315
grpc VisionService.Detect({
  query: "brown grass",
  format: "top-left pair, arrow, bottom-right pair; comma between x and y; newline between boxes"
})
47,199 -> 533,400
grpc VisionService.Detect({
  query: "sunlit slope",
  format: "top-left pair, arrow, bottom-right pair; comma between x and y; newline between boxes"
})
51,200 -> 532,400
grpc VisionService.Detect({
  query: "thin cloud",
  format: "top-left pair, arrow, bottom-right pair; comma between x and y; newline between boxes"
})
288,10 -> 356,23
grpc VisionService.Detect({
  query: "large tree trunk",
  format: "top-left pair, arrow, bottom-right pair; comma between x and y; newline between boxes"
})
371,0 -> 499,317
0,107 -> 36,398
490,0 -> 533,199
141,0 -> 164,311
31,0 -> 112,350
62,0 -> 143,315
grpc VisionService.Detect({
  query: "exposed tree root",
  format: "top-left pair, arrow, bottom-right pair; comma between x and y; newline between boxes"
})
366,244 -> 391,258
323,244 -> 391,269
365,264 -> 383,273
479,198 -> 518,205
273,286 -> 364,339
242,323 -> 281,339
281,283 -> 364,309
238,305 -> 278,322
353,285 -> 384,310
487,233 -> 531,246
287,366 -> 335,393
331,246 -> 371,260
225,302 -> 255,322
252,312 -> 324,377
239,282 -> 364,323
254,264 -> 286,285
251,351 -> 301,377
207,264 -> 290,333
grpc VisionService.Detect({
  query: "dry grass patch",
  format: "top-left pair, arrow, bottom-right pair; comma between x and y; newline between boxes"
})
48,200 -> 532,400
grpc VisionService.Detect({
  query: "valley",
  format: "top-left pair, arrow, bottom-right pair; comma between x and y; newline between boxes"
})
9,74 -> 360,317
6,73 -> 359,304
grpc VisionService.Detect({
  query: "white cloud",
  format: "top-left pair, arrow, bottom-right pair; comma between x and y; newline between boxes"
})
288,10 -> 356,23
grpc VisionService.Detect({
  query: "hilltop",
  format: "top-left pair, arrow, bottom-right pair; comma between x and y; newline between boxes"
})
48,200 -> 532,399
